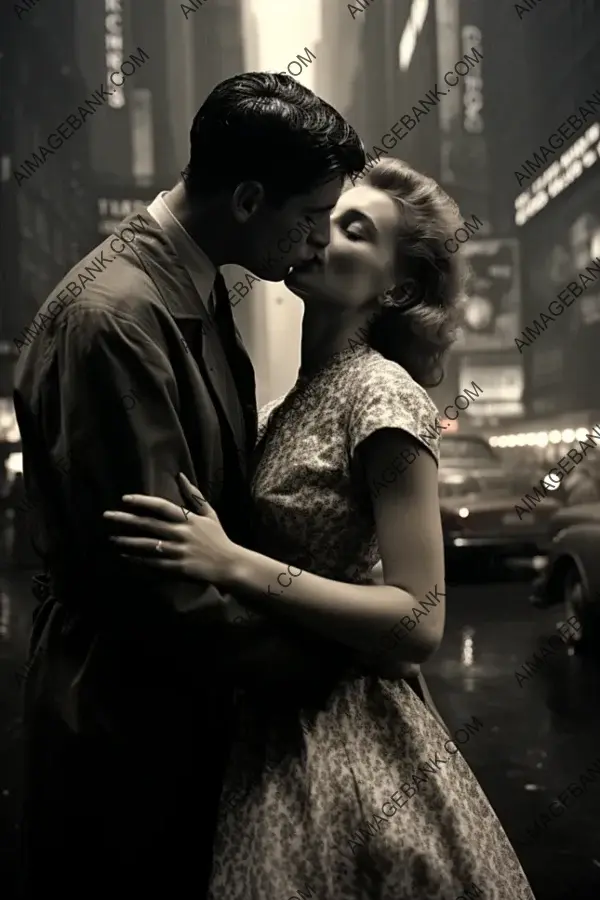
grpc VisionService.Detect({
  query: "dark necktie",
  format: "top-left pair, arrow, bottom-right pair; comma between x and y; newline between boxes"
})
210,272 -> 257,452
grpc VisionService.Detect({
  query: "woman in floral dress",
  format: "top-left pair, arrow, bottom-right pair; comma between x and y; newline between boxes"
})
106,159 -> 536,899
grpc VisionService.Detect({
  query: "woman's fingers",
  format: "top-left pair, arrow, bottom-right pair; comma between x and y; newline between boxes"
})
110,536 -> 184,557
177,473 -> 207,514
120,494 -> 188,522
103,510 -> 182,540
120,553 -> 182,571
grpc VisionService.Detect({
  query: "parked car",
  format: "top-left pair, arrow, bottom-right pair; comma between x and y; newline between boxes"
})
439,435 -> 558,567
561,457 -> 600,506
530,501 -> 600,650
441,483 -> 560,569
0,398 -> 22,567
440,434 -> 541,485
0,397 -> 21,500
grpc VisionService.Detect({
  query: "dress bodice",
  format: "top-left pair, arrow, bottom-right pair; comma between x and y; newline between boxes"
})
251,344 -> 441,582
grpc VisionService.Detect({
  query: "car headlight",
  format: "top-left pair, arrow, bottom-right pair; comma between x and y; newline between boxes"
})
542,473 -> 561,492
6,452 -> 23,475
0,399 -> 18,435
441,507 -> 465,530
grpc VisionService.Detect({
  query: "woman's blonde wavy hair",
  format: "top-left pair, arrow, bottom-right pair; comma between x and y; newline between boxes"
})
361,158 -> 469,387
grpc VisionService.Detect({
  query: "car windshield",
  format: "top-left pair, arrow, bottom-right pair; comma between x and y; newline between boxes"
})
441,438 -> 498,463
439,476 -> 480,499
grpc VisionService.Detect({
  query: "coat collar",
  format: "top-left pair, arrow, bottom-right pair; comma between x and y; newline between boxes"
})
146,192 -> 216,312
121,210 -> 251,471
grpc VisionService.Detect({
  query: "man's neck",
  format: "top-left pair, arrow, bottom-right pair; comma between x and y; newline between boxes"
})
163,181 -> 230,267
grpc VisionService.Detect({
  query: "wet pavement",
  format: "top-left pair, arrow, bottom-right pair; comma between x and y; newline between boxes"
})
1,566 -> 600,899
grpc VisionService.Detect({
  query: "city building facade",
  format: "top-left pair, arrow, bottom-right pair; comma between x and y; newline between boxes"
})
1,0 -> 96,360
75,0 -> 254,367
435,0 -> 523,428
346,0 -> 441,178
507,0 -> 600,430
314,0 -> 363,123
484,0 -> 600,456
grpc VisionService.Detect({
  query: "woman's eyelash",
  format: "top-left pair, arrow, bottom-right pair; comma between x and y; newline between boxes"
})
344,225 -> 364,240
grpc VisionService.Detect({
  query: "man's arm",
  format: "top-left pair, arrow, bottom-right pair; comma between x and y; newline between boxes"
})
50,308 -> 228,636
51,306 -> 345,683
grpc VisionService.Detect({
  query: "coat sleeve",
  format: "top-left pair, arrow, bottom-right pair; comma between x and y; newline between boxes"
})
44,305 -> 338,684
46,306 -> 233,641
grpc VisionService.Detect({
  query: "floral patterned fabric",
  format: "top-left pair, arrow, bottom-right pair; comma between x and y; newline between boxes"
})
208,345 -> 535,900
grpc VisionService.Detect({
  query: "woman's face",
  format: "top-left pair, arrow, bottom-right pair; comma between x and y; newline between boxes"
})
285,184 -> 402,310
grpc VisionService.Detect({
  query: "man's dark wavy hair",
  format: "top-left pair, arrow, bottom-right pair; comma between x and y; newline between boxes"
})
182,72 -> 365,206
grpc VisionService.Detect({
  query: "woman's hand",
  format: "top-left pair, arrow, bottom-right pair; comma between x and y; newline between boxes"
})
103,473 -> 240,584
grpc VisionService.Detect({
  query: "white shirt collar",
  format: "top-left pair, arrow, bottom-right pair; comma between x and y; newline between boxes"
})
147,192 -> 216,311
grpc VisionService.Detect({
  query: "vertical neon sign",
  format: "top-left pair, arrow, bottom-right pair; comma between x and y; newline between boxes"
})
105,0 -> 124,109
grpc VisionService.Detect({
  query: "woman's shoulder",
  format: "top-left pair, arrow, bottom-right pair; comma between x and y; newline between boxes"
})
350,347 -> 439,416
347,347 -> 442,462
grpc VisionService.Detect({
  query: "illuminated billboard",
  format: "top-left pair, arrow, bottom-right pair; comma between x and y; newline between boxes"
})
105,0 -> 125,109
453,238 -> 520,352
75,0 -> 133,179
520,173 -> 600,416
514,122 -> 600,227
435,0 -> 489,223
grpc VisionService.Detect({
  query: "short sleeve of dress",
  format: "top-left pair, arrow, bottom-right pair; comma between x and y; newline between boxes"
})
347,354 -> 441,465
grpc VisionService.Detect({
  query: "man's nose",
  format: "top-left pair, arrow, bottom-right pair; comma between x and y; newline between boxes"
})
310,219 -> 332,249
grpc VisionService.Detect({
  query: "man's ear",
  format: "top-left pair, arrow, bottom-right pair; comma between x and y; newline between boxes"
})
231,181 -> 265,222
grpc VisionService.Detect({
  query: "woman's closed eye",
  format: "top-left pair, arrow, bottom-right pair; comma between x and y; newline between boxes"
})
337,210 -> 377,243
343,222 -> 369,241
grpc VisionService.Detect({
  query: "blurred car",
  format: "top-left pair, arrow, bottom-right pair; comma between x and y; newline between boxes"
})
530,501 -> 600,650
439,433 -> 541,484
559,456 -> 600,506
439,435 -> 559,567
0,397 -> 25,567
0,397 -> 21,498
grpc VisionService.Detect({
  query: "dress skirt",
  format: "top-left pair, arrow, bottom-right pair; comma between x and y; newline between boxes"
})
208,674 -> 535,900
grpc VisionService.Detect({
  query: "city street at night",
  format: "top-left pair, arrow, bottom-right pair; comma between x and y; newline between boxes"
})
1,567 -> 600,899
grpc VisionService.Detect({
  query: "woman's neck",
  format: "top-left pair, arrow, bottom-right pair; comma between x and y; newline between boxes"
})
299,301 -> 376,379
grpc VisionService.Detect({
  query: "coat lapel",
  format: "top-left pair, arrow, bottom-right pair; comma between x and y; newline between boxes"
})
127,213 -> 249,475
192,306 -> 250,471
232,324 -> 258,452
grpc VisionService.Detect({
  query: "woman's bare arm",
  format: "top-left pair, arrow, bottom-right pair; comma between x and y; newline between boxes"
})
224,428 -> 445,665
